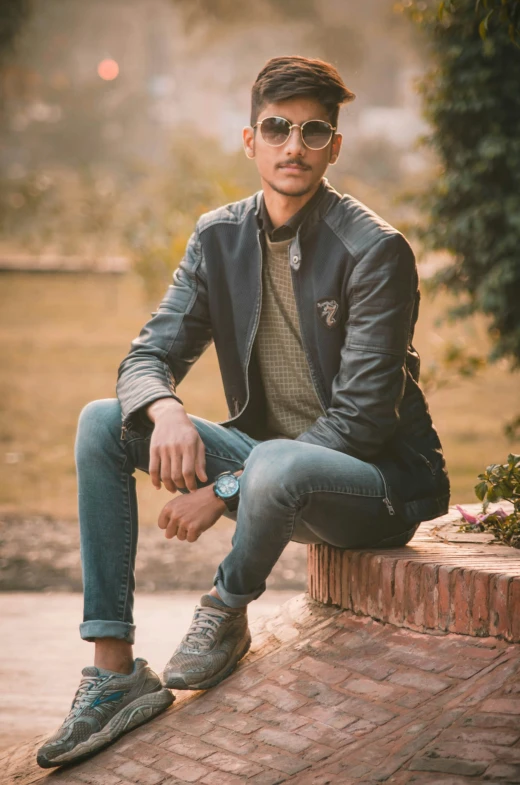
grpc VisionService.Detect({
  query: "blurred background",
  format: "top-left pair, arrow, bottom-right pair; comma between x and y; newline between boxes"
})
1,0 -> 519,751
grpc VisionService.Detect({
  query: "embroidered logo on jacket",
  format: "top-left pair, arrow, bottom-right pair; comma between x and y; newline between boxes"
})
316,298 -> 340,328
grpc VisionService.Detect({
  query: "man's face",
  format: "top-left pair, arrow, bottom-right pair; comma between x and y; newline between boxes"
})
243,96 -> 342,198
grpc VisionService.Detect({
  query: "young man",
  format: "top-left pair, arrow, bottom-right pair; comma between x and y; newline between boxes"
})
37,56 -> 450,768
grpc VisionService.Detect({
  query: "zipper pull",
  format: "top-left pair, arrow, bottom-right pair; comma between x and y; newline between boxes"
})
120,423 -> 128,441
384,497 -> 395,516
420,455 -> 435,474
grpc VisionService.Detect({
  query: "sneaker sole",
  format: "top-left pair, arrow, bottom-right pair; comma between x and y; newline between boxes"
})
36,687 -> 174,769
163,632 -> 252,691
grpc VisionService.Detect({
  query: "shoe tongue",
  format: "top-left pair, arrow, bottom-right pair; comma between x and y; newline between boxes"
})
81,666 -> 101,677
200,594 -> 241,613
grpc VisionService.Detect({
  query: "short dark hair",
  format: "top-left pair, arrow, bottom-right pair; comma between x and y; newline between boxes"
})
251,55 -> 355,127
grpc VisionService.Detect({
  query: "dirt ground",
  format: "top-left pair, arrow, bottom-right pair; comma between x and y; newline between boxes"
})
0,514 -> 307,593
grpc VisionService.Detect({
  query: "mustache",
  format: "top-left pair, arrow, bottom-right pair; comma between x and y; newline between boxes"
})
277,160 -> 311,170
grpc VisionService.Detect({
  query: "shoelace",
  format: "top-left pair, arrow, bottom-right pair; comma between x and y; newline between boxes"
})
183,606 -> 231,651
64,674 -> 111,721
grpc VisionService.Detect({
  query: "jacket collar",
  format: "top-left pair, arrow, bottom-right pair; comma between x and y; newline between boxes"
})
254,177 -> 340,237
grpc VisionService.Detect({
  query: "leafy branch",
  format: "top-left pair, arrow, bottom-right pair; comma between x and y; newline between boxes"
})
419,339 -> 487,396
438,0 -> 520,45
458,453 -> 520,547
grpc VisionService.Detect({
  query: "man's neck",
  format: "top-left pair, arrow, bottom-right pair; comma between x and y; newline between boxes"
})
261,180 -> 323,229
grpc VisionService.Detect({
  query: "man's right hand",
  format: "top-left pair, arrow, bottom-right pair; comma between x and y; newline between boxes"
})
146,398 -> 207,493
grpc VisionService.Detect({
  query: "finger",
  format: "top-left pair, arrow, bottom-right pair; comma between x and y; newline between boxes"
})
186,526 -> 201,543
182,448 -> 198,493
165,517 -> 179,540
158,505 -> 170,530
170,449 -> 185,491
160,452 -> 176,494
195,440 -> 207,484
149,447 -> 161,490
176,525 -> 187,541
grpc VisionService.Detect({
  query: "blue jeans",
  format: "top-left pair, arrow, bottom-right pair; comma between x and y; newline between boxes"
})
76,399 -> 418,644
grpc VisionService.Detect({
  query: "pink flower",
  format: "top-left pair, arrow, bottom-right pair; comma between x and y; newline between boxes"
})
456,505 -> 478,525
486,507 -> 508,522
456,505 -> 509,527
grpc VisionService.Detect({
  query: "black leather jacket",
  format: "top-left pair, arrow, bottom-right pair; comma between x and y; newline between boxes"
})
117,179 -> 450,526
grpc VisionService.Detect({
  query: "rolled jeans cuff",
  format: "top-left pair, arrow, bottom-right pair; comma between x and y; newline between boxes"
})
80,620 -> 135,644
213,574 -> 264,608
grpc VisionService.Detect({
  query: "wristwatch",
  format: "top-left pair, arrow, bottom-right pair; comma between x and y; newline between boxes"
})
213,470 -> 241,512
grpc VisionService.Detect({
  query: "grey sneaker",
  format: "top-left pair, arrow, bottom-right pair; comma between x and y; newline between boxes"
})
162,595 -> 251,690
36,658 -> 174,769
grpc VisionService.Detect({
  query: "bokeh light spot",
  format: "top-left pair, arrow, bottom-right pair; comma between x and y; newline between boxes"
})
97,59 -> 119,81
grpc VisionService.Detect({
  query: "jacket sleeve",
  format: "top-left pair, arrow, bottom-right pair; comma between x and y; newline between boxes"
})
295,233 -> 418,460
116,225 -> 212,432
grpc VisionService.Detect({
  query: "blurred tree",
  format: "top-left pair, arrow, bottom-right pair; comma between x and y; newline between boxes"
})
0,0 -> 31,58
438,0 -> 520,44
0,0 -> 31,118
173,0 -> 366,70
405,0 -> 520,437
125,129 -> 258,303
174,0 -> 317,29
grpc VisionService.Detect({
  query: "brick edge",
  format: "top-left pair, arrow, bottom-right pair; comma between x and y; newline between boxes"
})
307,543 -> 520,642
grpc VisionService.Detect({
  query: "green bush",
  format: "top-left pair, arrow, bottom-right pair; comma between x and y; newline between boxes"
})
408,0 -> 520,370
458,453 -> 520,547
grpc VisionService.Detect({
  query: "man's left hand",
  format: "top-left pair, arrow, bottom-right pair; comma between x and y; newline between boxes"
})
158,485 -> 226,543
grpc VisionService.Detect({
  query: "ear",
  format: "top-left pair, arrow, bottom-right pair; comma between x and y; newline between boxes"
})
243,126 -> 255,159
329,132 -> 342,165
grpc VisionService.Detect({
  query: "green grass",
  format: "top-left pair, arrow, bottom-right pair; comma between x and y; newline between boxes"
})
0,271 -> 517,523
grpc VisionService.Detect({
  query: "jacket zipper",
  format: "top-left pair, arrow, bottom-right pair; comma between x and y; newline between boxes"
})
371,463 -> 396,516
124,227 -> 263,438
419,453 -> 435,474
292,249 -> 392,515
220,228 -> 264,426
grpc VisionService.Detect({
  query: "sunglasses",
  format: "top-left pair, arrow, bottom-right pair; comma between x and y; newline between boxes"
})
254,116 -> 336,150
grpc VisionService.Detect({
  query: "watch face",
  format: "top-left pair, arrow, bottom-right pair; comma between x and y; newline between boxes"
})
215,474 -> 239,499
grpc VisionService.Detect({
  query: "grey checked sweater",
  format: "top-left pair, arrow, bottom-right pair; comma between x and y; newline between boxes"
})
255,234 -> 323,439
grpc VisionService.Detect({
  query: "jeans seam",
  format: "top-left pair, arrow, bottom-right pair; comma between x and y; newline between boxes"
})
297,488 -> 385,500
260,497 -> 301,583
122,434 -> 151,449
123,442 -> 246,466
215,499 -> 300,603
226,427 -> 262,447
205,451 -> 246,464
117,471 -> 133,623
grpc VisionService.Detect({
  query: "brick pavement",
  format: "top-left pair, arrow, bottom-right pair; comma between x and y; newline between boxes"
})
3,592 -> 519,785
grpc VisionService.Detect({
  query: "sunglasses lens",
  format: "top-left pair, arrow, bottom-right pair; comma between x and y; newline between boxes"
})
302,121 -> 333,149
259,117 -> 291,146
